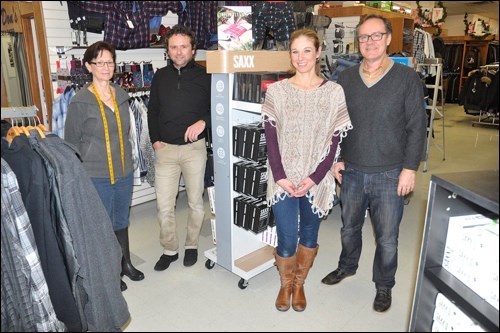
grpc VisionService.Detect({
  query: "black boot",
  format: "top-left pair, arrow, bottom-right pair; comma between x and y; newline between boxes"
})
115,227 -> 145,281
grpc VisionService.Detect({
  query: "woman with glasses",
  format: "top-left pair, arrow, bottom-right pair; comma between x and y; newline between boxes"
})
321,15 -> 427,313
65,41 -> 144,292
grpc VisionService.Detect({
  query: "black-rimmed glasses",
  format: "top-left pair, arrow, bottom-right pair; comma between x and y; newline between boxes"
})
357,32 -> 387,43
89,61 -> 115,67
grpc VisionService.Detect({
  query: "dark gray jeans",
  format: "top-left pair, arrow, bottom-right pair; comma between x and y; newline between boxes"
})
338,165 -> 404,289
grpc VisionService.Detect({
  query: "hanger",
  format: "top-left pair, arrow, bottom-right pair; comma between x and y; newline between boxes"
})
35,115 -> 49,132
28,126 -> 46,139
13,117 -> 30,136
25,117 -> 46,139
6,126 -> 22,143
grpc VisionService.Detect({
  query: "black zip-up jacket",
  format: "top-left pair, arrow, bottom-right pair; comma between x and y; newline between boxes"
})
148,59 -> 211,145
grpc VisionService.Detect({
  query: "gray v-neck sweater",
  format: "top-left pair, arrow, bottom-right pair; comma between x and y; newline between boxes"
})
337,62 -> 427,172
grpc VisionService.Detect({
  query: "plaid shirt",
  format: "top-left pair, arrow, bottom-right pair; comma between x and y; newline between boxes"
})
178,1 -> 218,50
79,1 -> 178,50
1,159 -> 66,332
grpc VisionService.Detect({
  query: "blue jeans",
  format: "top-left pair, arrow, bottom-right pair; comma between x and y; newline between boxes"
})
91,172 -> 133,231
338,165 -> 404,289
272,195 -> 321,258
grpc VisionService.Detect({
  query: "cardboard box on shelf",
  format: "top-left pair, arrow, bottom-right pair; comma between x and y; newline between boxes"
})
365,1 -> 392,11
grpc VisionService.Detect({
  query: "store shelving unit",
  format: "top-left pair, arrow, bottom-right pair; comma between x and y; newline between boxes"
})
409,170 -> 499,332
318,5 -> 414,54
441,35 -> 495,95
203,50 -> 290,289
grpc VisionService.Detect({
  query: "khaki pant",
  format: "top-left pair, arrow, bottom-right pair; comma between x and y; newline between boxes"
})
154,139 -> 207,255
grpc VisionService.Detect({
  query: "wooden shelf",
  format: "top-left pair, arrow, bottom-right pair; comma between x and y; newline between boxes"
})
234,245 -> 274,272
318,6 -> 414,54
318,6 -> 409,19
441,35 -> 496,43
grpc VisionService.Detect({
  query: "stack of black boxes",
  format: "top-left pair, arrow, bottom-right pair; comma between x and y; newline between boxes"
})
232,72 -> 292,104
232,122 -> 274,233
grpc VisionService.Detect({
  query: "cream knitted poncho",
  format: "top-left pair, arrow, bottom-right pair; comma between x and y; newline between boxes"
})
262,79 -> 352,217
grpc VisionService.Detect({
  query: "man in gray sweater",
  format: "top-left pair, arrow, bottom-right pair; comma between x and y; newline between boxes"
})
321,14 -> 427,313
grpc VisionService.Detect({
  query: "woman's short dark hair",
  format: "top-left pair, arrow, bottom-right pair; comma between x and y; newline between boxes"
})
82,41 -> 116,67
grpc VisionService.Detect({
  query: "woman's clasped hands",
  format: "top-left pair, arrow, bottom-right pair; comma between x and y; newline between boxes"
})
277,177 -> 315,198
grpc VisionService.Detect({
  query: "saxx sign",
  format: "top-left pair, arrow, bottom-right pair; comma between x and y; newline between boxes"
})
232,54 -> 255,69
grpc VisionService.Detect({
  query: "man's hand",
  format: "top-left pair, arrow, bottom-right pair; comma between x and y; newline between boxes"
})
184,120 -> 206,143
332,162 -> 345,184
398,168 -> 416,197
152,141 -> 164,150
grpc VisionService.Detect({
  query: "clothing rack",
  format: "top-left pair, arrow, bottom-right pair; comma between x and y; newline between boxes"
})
472,63 -> 498,128
416,59 -> 445,173
480,63 -> 499,70
2,105 -> 47,142
1,105 -> 38,119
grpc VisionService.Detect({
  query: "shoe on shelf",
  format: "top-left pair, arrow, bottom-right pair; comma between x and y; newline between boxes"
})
183,249 -> 198,267
120,279 -> 127,292
373,288 -> 392,312
154,253 -> 178,271
321,268 -> 355,285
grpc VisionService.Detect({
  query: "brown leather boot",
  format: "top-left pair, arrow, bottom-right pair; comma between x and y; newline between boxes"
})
274,250 -> 296,311
292,244 -> 319,312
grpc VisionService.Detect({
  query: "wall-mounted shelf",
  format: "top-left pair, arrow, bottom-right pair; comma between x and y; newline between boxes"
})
318,6 -> 414,54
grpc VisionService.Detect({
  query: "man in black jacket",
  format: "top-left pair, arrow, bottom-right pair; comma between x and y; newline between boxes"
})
148,24 -> 211,270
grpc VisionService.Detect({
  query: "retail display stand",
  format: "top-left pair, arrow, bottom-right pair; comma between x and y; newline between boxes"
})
416,59 -> 445,173
203,50 -> 290,289
409,171 -> 499,332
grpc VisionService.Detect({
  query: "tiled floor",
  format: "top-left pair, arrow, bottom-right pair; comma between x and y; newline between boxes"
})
122,104 -> 498,332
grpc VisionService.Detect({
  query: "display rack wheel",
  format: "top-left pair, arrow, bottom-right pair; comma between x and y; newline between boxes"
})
238,278 -> 248,289
205,259 -> 215,269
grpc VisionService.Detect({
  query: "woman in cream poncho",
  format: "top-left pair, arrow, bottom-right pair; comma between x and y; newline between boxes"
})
262,28 -> 352,312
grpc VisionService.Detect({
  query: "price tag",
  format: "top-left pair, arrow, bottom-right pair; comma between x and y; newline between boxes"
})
126,15 -> 134,29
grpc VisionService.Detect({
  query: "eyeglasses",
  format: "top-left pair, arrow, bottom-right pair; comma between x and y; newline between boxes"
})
357,32 -> 387,43
89,61 -> 115,67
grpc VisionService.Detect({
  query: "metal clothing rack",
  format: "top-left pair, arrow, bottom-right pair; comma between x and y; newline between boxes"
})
416,59 -> 445,173
472,63 -> 499,128
1,105 -> 39,119
1,106 -> 46,141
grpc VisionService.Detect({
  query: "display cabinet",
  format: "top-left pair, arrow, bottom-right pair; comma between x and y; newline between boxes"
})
409,170 -> 499,332
203,51 -> 290,288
